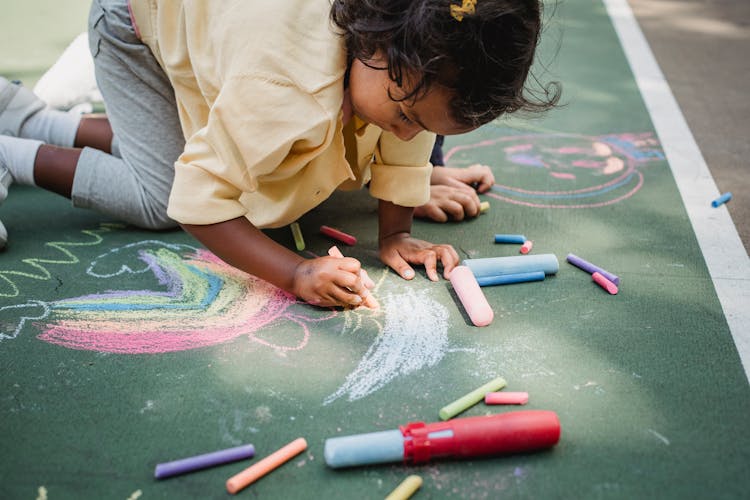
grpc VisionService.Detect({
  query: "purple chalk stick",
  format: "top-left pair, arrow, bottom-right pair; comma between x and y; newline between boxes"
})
154,443 -> 255,479
566,254 -> 620,285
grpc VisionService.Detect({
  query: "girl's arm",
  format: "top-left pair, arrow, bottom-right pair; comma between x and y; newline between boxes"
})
377,199 -> 460,281
182,217 -> 369,307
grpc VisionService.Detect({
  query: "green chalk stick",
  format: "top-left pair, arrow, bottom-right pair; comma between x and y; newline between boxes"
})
439,377 -> 507,420
290,222 -> 305,251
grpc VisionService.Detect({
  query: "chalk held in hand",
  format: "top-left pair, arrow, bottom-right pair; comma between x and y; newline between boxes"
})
592,272 -> 618,295
711,192 -> 732,207
226,437 -> 307,494
385,475 -> 423,500
479,201 -> 490,213
485,392 -> 529,405
439,376 -> 507,420
520,240 -> 533,254
154,443 -> 255,479
320,225 -> 357,246
449,265 -> 494,327
327,246 -> 379,309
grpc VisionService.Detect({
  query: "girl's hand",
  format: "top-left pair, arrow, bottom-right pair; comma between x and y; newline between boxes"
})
414,165 -> 495,222
379,232 -> 460,282
292,256 -> 371,308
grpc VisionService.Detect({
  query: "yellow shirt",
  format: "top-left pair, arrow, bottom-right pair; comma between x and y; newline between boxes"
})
128,0 -> 434,228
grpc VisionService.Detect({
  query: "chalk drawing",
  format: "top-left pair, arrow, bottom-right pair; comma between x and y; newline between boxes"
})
324,286 -> 450,404
444,132 -> 664,208
1,239 -> 452,403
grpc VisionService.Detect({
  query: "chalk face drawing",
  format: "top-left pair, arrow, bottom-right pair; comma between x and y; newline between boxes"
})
0,240 -> 452,403
444,132 -> 665,208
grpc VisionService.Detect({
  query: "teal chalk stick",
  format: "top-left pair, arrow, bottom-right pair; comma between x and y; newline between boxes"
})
462,254 -> 559,279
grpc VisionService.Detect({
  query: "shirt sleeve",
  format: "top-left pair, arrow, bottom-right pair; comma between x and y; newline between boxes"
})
367,130 -> 436,207
167,74 -> 335,225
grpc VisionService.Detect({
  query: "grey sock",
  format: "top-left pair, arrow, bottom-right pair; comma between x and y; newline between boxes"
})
0,135 -> 43,186
19,108 -> 81,148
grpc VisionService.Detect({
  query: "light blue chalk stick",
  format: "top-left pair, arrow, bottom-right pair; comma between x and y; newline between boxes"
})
493,234 -> 526,244
324,429 -> 404,468
476,271 -> 546,287
462,254 -> 559,279
711,192 -> 732,207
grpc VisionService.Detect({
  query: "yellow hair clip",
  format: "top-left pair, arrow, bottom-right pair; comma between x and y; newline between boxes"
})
450,0 -> 477,22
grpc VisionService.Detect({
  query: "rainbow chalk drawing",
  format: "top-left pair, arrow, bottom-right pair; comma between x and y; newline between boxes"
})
444,132 -> 665,209
1,239 -> 453,404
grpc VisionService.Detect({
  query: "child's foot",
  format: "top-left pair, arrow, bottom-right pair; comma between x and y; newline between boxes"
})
0,164 -> 11,249
0,77 -> 46,137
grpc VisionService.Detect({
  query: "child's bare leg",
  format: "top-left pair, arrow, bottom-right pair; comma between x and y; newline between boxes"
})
74,115 -> 114,153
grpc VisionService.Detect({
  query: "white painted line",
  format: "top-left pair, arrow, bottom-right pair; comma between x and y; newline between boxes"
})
604,0 -> 750,382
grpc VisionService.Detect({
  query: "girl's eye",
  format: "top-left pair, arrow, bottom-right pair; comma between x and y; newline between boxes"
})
398,110 -> 412,124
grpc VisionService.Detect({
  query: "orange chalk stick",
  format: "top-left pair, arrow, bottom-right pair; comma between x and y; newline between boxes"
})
226,437 -> 307,494
327,246 -> 379,309
449,266 -> 494,327
320,225 -> 357,246
485,392 -> 529,405
520,240 -> 533,254
592,272 -> 618,295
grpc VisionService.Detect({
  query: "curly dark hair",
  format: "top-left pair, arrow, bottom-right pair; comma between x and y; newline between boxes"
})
330,0 -> 560,129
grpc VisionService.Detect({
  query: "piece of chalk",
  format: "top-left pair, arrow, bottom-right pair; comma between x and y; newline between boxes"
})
479,201 -> 490,213
320,225 -> 357,246
327,246 -> 379,309
520,240 -> 533,254
463,254 -> 559,278
226,437 -> 307,494
711,192 -> 732,207
439,376 -> 507,420
485,392 -> 529,405
290,222 -> 305,251
475,271 -> 545,287
449,265 -> 494,327
566,253 -> 620,285
494,234 -> 526,244
154,444 -> 255,479
592,272 -> 618,295
385,475 -> 423,500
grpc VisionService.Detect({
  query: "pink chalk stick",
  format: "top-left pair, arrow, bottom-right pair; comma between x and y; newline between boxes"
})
485,392 -> 529,405
449,266 -> 494,327
592,272 -> 618,295
520,241 -> 533,254
321,225 -> 357,246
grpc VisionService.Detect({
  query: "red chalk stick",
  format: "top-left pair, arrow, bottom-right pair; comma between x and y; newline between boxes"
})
320,225 -> 357,246
520,241 -> 533,254
592,272 -> 618,295
485,392 -> 529,405
449,266 -> 494,327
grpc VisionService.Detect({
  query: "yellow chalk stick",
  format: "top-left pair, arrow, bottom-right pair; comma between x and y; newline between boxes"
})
385,475 -> 423,500
290,222 -> 305,251
226,437 -> 307,494
479,201 -> 490,213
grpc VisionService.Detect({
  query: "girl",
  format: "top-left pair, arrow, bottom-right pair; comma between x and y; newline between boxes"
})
0,0 -> 558,308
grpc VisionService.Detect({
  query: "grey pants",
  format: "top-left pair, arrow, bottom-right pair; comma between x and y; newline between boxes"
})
73,0 -> 183,229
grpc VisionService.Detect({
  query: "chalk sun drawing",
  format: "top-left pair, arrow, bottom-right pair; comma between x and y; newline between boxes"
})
444,132 -> 665,208
1,240 -> 452,402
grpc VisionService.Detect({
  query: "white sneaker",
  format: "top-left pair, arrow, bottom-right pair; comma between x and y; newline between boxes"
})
33,32 -> 102,111
0,77 -> 46,137
0,164 -> 11,249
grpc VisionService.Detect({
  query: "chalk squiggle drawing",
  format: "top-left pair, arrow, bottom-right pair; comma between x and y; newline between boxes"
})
0,240 -> 452,403
444,132 -> 665,208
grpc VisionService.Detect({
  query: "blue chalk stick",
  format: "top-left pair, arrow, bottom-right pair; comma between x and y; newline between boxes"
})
711,192 -> 732,207
324,429 -> 404,468
494,234 -> 526,244
462,254 -> 559,279
476,271 -> 546,287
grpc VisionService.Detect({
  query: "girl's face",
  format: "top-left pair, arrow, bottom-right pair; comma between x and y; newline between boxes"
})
348,54 -> 474,141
